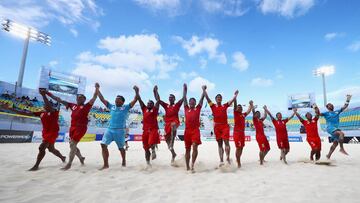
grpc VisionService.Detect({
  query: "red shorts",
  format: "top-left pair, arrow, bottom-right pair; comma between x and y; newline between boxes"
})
164,121 -> 180,139
307,137 -> 321,150
142,129 -> 160,150
69,126 -> 87,142
256,134 -> 270,152
184,128 -> 202,149
214,124 -> 230,141
233,130 -> 245,148
277,138 -> 290,150
42,132 -> 58,144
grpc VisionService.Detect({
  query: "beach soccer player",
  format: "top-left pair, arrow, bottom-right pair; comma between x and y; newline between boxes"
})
233,99 -> 253,168
97,84 -> 139,170
0,88 -> 66,171
137,86 -> 161,166
154,85 -> 183,164
319,95 -> 352,159
264,106 -> 295,164
183,84 -> 205,172
46,83 -> 99,170
294,107 -> 322,161
252,104 -> 271,165
204,88 -> 238,166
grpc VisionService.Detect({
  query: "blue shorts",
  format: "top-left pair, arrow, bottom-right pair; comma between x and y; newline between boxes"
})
101,128 -> 126,149
327,127 -> 340,142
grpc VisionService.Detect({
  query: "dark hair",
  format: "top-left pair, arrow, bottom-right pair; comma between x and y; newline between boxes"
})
169,94 -> 175,98
148,100 -> 154,105
116,95 -> 125,102
78,94 -> 86,100
189,97 -> 196,103
215,94 -> 222,99
276,112 -> 281,117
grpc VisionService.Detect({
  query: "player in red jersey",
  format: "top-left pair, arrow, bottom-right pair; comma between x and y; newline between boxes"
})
137,86 -> 160,166
154,86 -> 184,164
46,83 -> 99,170
294,106 -> 322,161
0,89 -> 66,171
252,104 -> 270,165
264,106 -> 295,164
183,84 -> 205,172
233,99 -> 253,168
204,89 -> 238,166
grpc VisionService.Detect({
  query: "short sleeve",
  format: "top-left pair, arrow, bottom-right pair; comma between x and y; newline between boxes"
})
160,101 -> 167,109
125,104 -> 131,111
313,117 -> 319,122
85,102 -> 93,111
284,118 -> 289,124
33,111 -> 43,117
106,102 -> 113,109
67,103 -> 75,110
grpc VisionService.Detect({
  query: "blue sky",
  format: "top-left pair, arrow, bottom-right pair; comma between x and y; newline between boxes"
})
0,0 -> 359,111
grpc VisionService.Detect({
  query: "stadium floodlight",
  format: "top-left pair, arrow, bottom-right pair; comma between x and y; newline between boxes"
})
313,65 -> 336,107
1,19 -> 51,88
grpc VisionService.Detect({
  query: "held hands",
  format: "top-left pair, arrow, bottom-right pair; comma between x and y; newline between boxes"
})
202,85 -> 207,91
153,85 -> 158,92
293,108 -> 298,113
183,83 -> 187,92
263,105 -> 267,110
249,100 -> 253,107
234,90 -> 239,96
38,88 -> 46,96
346,94 -> 352,101
133,85 -> 139,93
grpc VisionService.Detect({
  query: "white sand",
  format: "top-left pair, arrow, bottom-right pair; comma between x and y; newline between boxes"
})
0,141 -> 359,203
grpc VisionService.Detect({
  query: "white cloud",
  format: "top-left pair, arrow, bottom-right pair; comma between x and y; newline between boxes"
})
188,76 -> 215,93
317,86 -> 360,105
180,71 -> 198,80
258,0 -> 315,18
48,60 -> 58,67
199,58 -> 208,69
200,0 -> 249,17
231,51 -> 249,71
133,0 -> 184,16
174,35 -> 227,64
251,77 -> 273,87
70,28 -> 79,37
324,32 -> 344,41
347,41 -> 360,52
0,0 -> 102,33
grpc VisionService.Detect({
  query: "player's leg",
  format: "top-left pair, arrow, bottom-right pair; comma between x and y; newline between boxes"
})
224,139 -> 231,164
170,123 -> 177,162
191,143 -> 198,171
48,143 -> 66,162
185,147 -> 191,171
100,144 -> 110,170
145,149 -> 151,165
75,146 -> 85,165
315,150 -> 321,161
259,151 -> 265,165
235,147 -> 243,168
217,139 -> 224,165
335,131 -> 348,155
326,141 -> 338,159
310,150 -> 315,161
29,141 -> 49,171
62,140 -> 78,170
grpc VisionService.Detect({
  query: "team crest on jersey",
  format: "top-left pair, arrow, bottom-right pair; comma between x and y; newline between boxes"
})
72,106 -> 77,110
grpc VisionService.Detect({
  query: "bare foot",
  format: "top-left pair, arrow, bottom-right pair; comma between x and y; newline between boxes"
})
28,166 -> 39,171
226,158 -> 231,165
99,165 -> 109,170
61,164 -> 71,171
61,156 -> 66,163
171,153 -> 177,163
219,162 -> 225,167
151,151 -> 157,160
326,154 -> 330,159
340,149 -> 349,155
122,161 -> 126,167
80,157 -> 85,165
237,163 -> 241,168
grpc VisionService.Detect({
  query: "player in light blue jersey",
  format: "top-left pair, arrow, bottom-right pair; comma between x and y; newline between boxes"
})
97,84 -> 139,170
319,95 -> 352,159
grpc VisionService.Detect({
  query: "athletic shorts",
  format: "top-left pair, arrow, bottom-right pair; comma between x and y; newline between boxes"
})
327,127 -> 341,142
184,128 -> 202,149
101,128 -> 126,149
142,129 -> 160,150
214,124 -> 230,141
233,130 -> 245,148
307,137 -> 321,150
42,132 -> 58,144
164,121 -> 180,139
69,126 -> 87,142
256,134 -> 270,152
277,138 -> 290,150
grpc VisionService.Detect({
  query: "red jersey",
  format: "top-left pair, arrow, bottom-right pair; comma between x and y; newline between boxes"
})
234,111 -> 248,131
34,111 -> 59,134
160,101 -> 181,124
210,103 -> 229,124
272,119 -> 289,139
301,117 -> 320,139
184,105 -> 202,129
67,103 -> 92,127
142,106 -> 159,130
253,117 -> 265,136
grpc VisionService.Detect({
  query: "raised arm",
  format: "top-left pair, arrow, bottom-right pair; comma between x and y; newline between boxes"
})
87,83 -> 99,105
263,105 -> 274,120
96,83 -> 109,107
261,106 -> 268,121
153,85 -> 160,102
341,95 -> 352,112
46,91 -> 69,107
199,85 -> 206,106
293,109 -> 304,122
245,100 -> 253,115
227,90 -> 239,106
252,102 -> 256,115
130,85 -> 139,108
183,83 -> 188,107
39,88 -> 54,112
137,89 -> 146,109
204,87 -> 212,105
313,104 -> 321,119
287,111 -> 296,121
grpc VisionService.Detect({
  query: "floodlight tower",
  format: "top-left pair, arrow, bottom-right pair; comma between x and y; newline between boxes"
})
313,65 -> 335,107
1,19 -> 51,88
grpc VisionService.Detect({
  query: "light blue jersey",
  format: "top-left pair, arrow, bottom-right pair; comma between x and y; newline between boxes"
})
322,109 -> 342,141
107,103 -> 131,129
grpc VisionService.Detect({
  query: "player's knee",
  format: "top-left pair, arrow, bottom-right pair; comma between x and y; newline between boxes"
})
101,144 -> 107,149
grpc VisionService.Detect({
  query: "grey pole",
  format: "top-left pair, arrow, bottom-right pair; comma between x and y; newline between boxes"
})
322,73 -> 327,107
17,29 -> 30,88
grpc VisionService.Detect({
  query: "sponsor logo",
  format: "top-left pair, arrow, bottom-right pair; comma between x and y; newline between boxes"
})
0,130 -> 33,143
80,133 -> 96,142
288,136 -> 303,142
